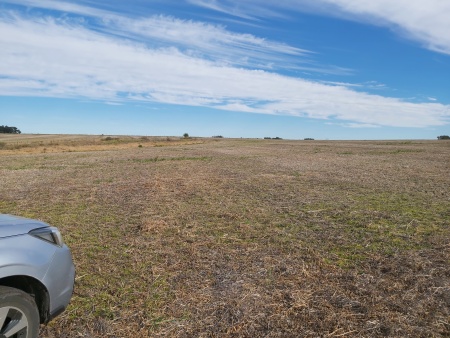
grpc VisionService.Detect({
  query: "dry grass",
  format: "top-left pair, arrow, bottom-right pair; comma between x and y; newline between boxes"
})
0,136 -> 449,337
0,134 -> 204,154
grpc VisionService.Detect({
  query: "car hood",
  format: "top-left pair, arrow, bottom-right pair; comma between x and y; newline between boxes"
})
0,214 -> 50,238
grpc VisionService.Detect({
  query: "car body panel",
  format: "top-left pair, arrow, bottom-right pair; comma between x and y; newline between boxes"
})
42,245 -> 75,313
0,214 -> 75,321
0,214 -> 49,238
0,234 -> 56,280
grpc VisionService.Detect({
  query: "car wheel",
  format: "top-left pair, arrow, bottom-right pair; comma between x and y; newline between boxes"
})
0,286 -> 39,338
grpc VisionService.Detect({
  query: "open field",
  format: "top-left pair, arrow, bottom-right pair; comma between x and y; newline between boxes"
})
0,135 -> 449,337
0,134 -> 204,154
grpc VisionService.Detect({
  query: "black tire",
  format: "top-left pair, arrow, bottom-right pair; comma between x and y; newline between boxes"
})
0,285 -> 40,338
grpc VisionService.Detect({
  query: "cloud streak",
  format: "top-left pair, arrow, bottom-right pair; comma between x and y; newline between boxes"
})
189,0 -> 450,56
186,0 -> 287,20
0,7 -> 449,128
105,15 -> 310,70
317,0 -> 450,55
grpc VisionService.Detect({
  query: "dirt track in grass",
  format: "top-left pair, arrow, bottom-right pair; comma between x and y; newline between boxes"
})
1,135 -> 449,337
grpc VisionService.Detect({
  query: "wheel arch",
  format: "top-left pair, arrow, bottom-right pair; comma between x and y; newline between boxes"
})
0,275 -> 50,324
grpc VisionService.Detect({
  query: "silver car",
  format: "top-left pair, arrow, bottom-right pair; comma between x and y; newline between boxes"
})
0,214 -> 75,338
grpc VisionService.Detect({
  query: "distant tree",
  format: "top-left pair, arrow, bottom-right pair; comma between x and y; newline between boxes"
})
183,133 -> 189,138
0,125 -> 21,134
212,135 -> 224,138
437,135 -> 450,140
304,138 -> 315,140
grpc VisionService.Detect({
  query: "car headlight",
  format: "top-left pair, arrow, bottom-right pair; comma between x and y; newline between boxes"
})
29,227 -> 65,247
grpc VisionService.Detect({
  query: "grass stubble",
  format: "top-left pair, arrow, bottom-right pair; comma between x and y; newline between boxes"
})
0,135 -> 449,337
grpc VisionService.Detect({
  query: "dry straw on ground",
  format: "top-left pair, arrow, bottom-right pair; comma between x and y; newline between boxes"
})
0,135 -> 449,337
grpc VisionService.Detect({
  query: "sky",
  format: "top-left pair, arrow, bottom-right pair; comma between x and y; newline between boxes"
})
1,0 -> 450,139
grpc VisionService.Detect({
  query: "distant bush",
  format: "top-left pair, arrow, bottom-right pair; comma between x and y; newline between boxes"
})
212,135 -> 224,138
264,137 -> 283,140
0,125 -> 21,134
102,136 -> 119,141
304,138 -> 315,140
437,135 -> 449,140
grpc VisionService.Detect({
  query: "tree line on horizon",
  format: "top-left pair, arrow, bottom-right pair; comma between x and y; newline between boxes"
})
0,125 -> 21,134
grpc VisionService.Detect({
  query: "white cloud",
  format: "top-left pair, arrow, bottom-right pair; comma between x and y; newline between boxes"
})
186,0 -> 286,20
0,10 -> 449,128
189,0 -> 450,55
1,0 -> 112,18
330,122 -> 379,128
186,0 -> 257,20
317,0 -> 450,55
7,0 -> 450,56
2,1 -> 312,71
105,15 -> 310,70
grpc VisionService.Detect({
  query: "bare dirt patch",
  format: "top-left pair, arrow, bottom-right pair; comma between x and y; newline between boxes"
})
0,137 -> 449,337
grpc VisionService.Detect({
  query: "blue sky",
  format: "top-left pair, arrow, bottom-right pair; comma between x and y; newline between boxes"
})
1,0 -> 449,139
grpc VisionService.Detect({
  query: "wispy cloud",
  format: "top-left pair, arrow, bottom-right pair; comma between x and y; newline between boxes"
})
318,0 -> 450,55
186,0 -> 286,20
7,0 -> 450,57
1,0 -> 112,18
186,0 -> 257,20
330,122 -> 379,128
105,15 -> 309,70
2,0 -> 310,71
0,6 -> 449,129
321,80 -> 387,91
189,0 -> 450,56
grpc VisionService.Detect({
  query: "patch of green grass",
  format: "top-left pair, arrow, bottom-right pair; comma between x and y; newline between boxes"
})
0,200 -> 18,213
316,192 -> 449,267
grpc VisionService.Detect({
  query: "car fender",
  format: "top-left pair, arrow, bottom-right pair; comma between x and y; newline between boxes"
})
0,234 -> 57,282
